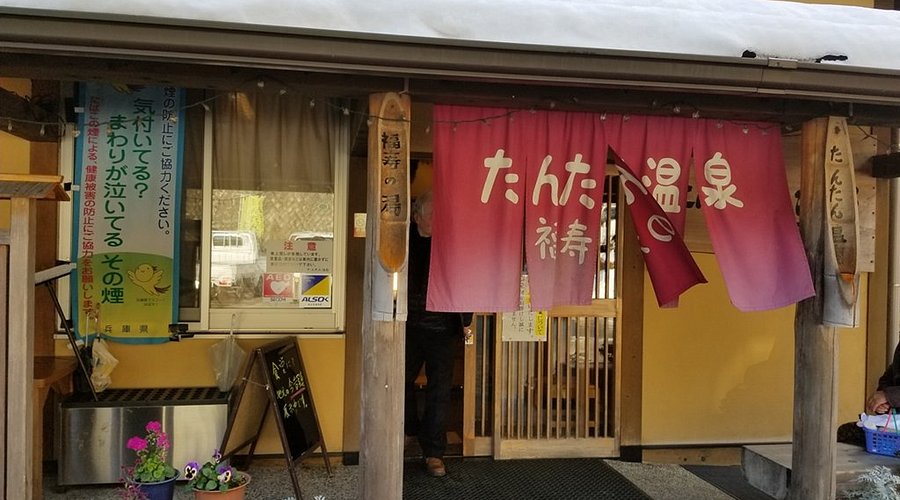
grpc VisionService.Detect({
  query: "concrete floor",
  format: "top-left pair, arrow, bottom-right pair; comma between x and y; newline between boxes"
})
46,458 -> 351,500
43,457 -> 756,500
744,443 -> 900,500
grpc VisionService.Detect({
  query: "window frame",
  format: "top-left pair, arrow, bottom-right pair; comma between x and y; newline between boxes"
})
195,103 -> 348,334
57,92 -> 349,336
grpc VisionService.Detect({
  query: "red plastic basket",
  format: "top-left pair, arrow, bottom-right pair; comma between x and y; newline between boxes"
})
864,427 -> 900,457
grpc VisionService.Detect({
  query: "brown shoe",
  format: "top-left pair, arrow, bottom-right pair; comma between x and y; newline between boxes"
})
424,457 -> 446,477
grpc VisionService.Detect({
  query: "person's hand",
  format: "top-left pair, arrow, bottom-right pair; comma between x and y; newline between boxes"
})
463,325 -> 474,343
867,390 -> 890,414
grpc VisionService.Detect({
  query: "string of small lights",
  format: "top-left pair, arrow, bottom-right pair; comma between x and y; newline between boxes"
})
0,82 -> 843,140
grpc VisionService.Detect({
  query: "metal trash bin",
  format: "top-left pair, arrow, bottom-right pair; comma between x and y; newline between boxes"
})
58,387 -> 230,485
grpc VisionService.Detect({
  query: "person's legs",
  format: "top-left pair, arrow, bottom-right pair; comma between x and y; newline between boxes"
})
418,330 -> 457,461
405,327 -> 426,438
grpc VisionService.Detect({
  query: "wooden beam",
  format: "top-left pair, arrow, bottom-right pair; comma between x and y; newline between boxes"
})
6,197 -> 36,500
0,53 -> 401,98
790,117 -> 836,500
359,93 -> 410,500
341,156 -> 368,463
29,113 -> 61,358
7,53 -> 900,128
462,320 -> 476,456
0,87 -> 60,143
0,174 -> 68,201
618,187 -> 645,460
0,245 -> 7,499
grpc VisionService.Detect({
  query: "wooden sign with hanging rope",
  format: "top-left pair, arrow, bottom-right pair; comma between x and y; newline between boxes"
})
823,116 -> 860,324
369,92 -> 410,272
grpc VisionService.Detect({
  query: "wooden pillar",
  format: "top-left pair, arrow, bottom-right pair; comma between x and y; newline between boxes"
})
0,242 -> 8,498
618,187 -> 645,461
0,175 -> 67,500
30,80 -> 60,359
31,145 -> 60,357
7,197 -> 37,500
360,93 -> 410,500
790,117 -> 836,500
341,157 -> 368,464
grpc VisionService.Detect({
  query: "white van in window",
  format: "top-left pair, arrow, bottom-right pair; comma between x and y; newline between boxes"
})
210,230 -> 265,300
289,231 -> 333,241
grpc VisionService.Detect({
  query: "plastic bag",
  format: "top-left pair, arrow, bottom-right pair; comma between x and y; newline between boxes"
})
90,338 -> 118,392
209,334 -> 246,392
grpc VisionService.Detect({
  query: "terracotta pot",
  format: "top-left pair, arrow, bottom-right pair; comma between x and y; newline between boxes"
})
129,472 -> 179,500
192,472 -> 251,500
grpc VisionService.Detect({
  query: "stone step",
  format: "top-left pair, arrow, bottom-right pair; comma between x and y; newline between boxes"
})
742,442 -> 900,499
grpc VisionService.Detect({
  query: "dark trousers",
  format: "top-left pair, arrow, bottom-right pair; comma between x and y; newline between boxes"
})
405,325 -> 458,459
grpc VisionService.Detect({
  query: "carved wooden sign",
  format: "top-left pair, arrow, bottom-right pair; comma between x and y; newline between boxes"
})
824,116 -> 859,307
369,93 -> 410,272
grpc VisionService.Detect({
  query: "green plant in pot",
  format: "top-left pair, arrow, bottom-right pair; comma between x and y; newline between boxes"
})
122,420 -> 179,500
184,449 -> 251,499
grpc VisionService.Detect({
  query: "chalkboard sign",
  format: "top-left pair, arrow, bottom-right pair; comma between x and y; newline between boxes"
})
261,338 -> 323,461
220,337 -> 330,500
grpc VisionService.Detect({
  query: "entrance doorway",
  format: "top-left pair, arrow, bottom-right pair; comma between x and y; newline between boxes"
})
404,342 -> 466,459
401,107 -> 627,461
462,173 -> 625,459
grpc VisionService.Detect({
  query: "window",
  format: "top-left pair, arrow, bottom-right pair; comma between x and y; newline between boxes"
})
178,89 -> 351,332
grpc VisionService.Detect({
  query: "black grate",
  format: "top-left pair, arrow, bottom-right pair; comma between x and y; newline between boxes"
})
63,387 -> 230,407
403,457 -> 651,500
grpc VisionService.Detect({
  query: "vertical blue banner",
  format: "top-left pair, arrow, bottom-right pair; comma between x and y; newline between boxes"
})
72,83 -> 184,343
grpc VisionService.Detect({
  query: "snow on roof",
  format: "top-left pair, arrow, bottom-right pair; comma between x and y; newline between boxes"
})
3,0 -> 900,71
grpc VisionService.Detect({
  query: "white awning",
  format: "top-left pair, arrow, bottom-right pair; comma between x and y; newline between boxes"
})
2,0 -> 899,71
2,0 -> 900,119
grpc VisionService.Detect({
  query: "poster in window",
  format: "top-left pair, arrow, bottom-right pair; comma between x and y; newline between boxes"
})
72,82 -> 184,343
266,235 -> 333,274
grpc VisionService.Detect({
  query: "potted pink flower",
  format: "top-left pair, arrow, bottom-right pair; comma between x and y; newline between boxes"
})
122,421 -> 179,500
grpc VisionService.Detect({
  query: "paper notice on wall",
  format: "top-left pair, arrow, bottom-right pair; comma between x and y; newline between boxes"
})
501,274 -> 547,342
267,237 -> 333,274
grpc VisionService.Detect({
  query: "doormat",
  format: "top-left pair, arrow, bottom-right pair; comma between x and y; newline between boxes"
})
403,457 -> 651,500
